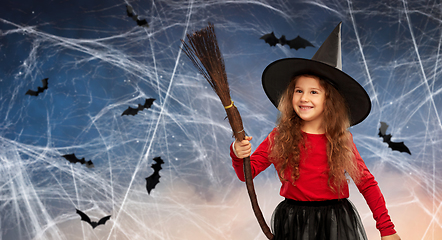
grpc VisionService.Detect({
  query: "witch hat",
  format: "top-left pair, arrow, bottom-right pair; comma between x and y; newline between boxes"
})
262,22 -> 371,126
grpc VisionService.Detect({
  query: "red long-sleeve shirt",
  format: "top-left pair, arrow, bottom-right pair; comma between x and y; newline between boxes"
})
230,128 -> 396,237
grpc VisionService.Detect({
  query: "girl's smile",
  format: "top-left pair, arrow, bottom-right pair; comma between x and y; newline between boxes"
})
299,105 -> 313,110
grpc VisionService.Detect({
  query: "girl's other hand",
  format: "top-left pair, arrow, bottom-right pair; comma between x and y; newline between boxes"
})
233,136 -> 253,158
381,233 -> 401,240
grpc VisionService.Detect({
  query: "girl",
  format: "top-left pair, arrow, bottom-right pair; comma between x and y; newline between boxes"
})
230,23 -> 400,240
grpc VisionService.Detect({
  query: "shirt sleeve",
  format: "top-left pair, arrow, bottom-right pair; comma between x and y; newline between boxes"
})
230,130 -> 275,182
351,136 -> 397,237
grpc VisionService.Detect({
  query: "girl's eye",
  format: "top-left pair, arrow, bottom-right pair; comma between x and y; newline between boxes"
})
311,91 -> 318,94
295,89 -> 303,93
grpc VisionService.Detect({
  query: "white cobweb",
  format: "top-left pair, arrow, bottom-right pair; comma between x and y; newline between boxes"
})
0,0 -> 440,239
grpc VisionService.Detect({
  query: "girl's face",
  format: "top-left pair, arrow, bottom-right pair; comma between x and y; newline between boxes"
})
292,75 -> 326,130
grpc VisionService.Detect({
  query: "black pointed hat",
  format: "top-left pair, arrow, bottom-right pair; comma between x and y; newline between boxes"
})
262,23 -> 371,126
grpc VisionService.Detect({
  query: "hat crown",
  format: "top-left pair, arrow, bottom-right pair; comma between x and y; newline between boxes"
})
311,22 -> 342,70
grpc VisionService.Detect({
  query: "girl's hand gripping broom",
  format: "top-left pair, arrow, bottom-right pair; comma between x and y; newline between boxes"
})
181,23 -> 274,240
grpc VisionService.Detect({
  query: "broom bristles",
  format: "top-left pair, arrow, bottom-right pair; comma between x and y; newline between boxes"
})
181,23 -> 231,107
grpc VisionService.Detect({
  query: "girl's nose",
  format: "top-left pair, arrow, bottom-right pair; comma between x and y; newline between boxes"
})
300,93 -> 309,102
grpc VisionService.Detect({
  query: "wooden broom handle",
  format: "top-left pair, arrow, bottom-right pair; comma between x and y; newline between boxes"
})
225,105 -> 274,239
243,156 -> 274,239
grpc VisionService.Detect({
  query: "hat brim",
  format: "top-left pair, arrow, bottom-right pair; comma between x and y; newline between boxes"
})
262,58 -> 371,126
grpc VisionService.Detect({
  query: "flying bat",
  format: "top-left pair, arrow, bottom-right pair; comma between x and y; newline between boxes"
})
121,98 -> 155,116
26,78 -> 49,96
145,156 -> 165,194
126,4 -> 149,27
76,209 -> 111,229
260,32 -> 314,50
378,122 -> 411,155
61,153 -> 94,168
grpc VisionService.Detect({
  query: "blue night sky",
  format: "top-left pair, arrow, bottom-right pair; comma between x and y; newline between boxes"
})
0,0 -> 441,239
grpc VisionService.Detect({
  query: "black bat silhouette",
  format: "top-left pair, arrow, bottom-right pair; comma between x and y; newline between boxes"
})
126,5 -> 149,27
121,98 -> 155,116
76,209 -> 111,229
61,153 -> 94,168
26,78 -> 49,96
378,122 -> 411,155
145,156 -> 164,194
260,32 -> 315,50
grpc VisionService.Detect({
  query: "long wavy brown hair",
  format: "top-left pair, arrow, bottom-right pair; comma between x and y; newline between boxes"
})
268,74 -> 362,193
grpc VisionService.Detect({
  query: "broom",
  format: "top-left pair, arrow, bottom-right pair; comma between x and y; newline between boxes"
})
181,23 -> 274,240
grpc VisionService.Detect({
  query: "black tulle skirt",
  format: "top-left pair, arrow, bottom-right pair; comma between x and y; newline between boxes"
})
271,198 -> 368,240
